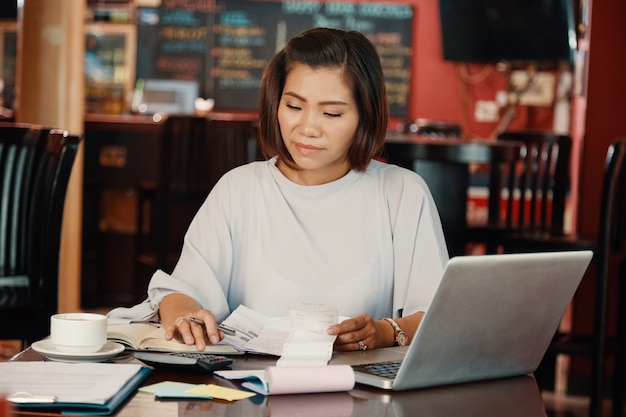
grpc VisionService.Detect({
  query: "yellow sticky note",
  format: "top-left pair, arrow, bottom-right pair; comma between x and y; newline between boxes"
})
186,384 -> 256,401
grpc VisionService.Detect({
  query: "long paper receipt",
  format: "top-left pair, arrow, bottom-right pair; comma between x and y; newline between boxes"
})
215,365 -> 355,396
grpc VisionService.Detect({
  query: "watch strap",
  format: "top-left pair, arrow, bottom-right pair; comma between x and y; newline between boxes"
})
383,318 -> 404,345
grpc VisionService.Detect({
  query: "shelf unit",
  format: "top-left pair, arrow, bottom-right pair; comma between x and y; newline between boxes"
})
0,9 -> 137,116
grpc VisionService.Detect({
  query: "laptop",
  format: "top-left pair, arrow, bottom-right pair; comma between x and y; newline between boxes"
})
332,250 -> 593,390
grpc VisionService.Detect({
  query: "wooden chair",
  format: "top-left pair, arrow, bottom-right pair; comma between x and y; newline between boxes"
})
134,115 -> 259,298
612,257 -> 626,417
384,135 -> 522,257
504,138 -> 626,417
0,127 -> 82,347
466,130 -> 572,254
0,123 -> 46,279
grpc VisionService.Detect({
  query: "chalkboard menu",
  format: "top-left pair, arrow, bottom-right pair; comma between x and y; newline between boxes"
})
136,5 -> 215,98
136,1 -> 413,117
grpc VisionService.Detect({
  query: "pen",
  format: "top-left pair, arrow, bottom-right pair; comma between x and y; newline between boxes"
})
186,316 -> 236,336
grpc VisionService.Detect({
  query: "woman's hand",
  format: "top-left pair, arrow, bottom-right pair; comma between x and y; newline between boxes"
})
327,314 -> 395,351
327,312 -> 424,351
164,309 -> 226,351
160,293 -> 225,352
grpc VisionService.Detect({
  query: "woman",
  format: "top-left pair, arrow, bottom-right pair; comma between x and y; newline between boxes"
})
110,27 -> 448,352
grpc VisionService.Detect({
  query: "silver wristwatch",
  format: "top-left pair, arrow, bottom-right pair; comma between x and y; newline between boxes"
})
383,318 -> 408,346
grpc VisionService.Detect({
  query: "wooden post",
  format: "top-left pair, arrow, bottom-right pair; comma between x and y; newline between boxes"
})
16,0 -> 85,313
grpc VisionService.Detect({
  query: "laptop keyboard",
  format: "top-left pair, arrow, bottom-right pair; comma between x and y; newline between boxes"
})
352,361 -> 402,379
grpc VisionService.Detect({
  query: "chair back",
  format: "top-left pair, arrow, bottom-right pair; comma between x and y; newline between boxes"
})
489,138 -> 626,417
605,138 -> 626,417
490,130 -> 571,235
0,127 -> 81,344
598,138 -> 626,261
159,115 -> 212,194
584,138 -> 626,415
27,131 -> 82,310
0,123 -> 47,277
158,115 -> 258,194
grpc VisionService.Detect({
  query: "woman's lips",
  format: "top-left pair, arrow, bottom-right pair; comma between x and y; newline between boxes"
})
295,142 -> 323,155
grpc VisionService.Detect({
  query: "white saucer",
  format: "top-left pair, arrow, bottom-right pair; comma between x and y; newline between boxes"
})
32,339 -> 125,362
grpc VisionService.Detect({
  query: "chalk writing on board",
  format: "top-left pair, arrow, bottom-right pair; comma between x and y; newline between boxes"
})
137,1 -> 413,116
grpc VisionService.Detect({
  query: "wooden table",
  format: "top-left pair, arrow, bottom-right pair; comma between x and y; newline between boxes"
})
8,348 -> 548,417
384,133 -> 523,257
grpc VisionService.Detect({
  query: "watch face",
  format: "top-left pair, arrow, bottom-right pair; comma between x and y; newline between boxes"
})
397,332 -> 408,346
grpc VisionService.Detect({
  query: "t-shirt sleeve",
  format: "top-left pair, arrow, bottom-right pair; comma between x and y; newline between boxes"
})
385,167 -> 449,317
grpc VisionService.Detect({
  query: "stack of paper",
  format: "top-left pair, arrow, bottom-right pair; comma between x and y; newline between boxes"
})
0,362 -> 150,415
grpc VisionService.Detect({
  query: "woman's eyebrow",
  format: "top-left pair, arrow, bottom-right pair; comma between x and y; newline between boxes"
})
283,91 -> 349,106
283,91 -> 348,106
319,100 -> 349,106
283,91 -> 305,101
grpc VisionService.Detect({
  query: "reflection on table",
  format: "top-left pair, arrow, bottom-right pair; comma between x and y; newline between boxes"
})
10,348 -> 547,417
384,133 -> 522,257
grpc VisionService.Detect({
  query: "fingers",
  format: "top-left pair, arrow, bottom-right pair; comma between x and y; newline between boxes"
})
334,338 -> 371,352
186,314 -> 222,346
327,314 -> 366,335
167,310 -> 223,351
328,314 -> 378,352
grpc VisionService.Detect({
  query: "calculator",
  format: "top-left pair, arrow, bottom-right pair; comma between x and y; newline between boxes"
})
134,351 -> 233,373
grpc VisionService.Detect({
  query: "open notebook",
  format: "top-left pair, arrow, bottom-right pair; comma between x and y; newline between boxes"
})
333,250 -> 593,390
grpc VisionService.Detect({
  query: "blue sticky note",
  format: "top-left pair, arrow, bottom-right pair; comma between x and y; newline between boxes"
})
152,382 -> 212,399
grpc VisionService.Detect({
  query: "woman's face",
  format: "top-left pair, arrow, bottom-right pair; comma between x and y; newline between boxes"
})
277,62 -> 359,186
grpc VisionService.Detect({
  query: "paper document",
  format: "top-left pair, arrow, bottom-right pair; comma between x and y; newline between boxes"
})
221,304 -> 342,364
288,302 -> 339,333
278,303 -> 338,366
0,362 -> 144,404
277,330 -> 336,367
221,305 -> 289,355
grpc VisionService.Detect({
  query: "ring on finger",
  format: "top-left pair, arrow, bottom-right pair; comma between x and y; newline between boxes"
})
358,340 -> 367,351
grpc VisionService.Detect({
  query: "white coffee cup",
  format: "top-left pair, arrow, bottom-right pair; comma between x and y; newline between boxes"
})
50,312 -> 108,353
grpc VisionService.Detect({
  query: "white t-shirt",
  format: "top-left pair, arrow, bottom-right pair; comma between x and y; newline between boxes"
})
109,157 -> 449,322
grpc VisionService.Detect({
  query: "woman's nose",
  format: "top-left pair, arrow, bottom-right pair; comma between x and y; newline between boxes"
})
300,110 -> 322,137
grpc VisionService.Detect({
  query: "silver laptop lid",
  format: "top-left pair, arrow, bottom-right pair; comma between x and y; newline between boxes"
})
389,250 -> 592,390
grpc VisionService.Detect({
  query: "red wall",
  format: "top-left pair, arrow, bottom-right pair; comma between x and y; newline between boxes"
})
571,0 -> 626,357
579,0 -> 626,236
400,0 -> 558,139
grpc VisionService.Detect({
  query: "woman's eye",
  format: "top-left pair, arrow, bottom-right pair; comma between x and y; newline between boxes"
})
324,112 -> 341,118
286,103 -> 301,111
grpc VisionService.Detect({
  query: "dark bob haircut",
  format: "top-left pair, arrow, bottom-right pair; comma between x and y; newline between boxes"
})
258,27 -> 389,172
